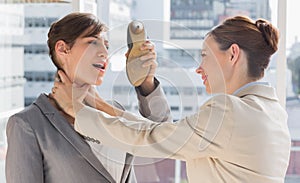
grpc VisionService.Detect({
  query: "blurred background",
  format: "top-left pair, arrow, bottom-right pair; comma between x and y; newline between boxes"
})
0,0 -> 299,182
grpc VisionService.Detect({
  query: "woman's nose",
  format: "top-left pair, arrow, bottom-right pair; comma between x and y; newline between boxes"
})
195,65 -> 203,74
98,45 -> 108,58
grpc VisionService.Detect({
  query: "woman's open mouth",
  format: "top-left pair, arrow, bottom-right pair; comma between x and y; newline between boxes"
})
202,74 -> 208,85
92,63 -> 106,71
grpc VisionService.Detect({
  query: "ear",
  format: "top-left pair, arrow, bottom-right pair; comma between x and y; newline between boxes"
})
55,40 -> 70,57
229,43 -> 240,65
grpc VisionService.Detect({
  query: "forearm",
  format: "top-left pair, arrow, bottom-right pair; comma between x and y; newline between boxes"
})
75,106 -> 177,159
138,77 -> 155,96
94,97 -> 124,117
136,78 -> 172,122
75,106 -> 202,160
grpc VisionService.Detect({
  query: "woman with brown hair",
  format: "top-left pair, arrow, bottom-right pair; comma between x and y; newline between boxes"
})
53,15 -> 291,183
6,12 -> 170,183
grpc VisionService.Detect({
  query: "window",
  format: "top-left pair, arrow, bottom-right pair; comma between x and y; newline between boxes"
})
184,106 -> 192,111
170,106 -> 179,111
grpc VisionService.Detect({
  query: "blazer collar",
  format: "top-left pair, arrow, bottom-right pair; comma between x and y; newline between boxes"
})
233,84 -> 278,101
34,94 -> 116,183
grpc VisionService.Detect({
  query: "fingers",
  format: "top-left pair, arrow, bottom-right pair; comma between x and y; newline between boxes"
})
53,80 -> 63,88
142,58 -> 158,68
139,41 -> 158,73
53,78 -> 64,94
140,51 -> 156,61
57,70 -> 71,84
52,70 -> 71,93
140,40 -> 155,51
51,87 -> 56,94
125,49 -> 130,58
140,41 -> 156,63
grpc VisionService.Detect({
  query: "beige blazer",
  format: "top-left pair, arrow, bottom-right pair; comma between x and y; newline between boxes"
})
75,84 -> 291,183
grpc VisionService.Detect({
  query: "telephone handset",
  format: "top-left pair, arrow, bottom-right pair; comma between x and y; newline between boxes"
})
126,20 -> 151,86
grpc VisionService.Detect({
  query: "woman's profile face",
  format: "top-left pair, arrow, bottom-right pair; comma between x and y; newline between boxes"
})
65,31 -> 109,86
196,36 -> 230,94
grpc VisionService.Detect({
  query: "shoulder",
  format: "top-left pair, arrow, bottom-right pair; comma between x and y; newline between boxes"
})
7,104 -> 41,130
11,103 -> 40,119
201,94 -> 238,110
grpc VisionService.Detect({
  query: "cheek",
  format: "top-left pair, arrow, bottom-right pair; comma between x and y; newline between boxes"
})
205,58 -> 219,73
207,59 -> 225,82
63,57 -> 80,81
76,61 -> 101,85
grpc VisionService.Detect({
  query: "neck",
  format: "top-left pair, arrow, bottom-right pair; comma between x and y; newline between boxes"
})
226,57 -> 255,94
227,80 -> 250,95
226,68 -> 255,94
73,80 -> 86,87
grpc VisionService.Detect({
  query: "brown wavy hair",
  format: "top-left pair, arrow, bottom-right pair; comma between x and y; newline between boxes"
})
47,12 -> 107,69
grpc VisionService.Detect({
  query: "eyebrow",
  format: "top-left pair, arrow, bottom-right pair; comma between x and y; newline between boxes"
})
92,35 -> 101,39
92,35 -> 108,41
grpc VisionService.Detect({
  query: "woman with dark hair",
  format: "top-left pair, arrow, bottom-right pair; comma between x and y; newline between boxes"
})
5,12 -> 170,183
53,15 -> 291,183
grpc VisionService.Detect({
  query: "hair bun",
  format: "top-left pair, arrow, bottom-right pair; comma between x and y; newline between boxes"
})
255,19 -> 279,53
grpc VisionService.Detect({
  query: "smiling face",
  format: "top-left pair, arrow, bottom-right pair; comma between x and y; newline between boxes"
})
62,31 -> 109,86
196,36 -> 232,94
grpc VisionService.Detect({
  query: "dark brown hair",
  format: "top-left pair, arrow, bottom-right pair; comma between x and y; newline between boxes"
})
208,16 -> 279,79
47,12 -> 107,68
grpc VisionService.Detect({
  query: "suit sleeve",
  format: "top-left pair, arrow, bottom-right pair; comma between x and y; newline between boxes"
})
135,78 -> 172,122
6,115 -> 44,183
75,95 -> 233,160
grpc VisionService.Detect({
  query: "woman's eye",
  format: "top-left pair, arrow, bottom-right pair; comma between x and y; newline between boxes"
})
105,43 -> 109,50
201,53 -> 206,57
104,40 -> 109,50
89,40 -> 98,45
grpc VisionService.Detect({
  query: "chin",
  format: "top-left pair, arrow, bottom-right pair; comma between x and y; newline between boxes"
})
94,79 -> 103,86
204,84 -> 211,94
206,89 -> 212,94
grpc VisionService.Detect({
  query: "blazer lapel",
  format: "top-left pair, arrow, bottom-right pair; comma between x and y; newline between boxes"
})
35,94 -> 116,183
120,153 -> 134,183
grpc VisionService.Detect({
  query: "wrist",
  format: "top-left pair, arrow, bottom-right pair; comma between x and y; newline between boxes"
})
94,97 -> 105,111
139,77 -> 155,95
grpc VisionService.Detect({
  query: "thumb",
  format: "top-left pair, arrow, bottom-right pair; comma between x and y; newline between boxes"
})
58,70 -> 72,84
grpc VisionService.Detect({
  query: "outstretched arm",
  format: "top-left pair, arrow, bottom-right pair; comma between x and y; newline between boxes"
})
73,101 -> 227,161
52,70 -> 230,161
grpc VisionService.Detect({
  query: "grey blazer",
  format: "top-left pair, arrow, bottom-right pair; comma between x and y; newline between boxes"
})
6,94 -> 133,183
6,80 -> 171,183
